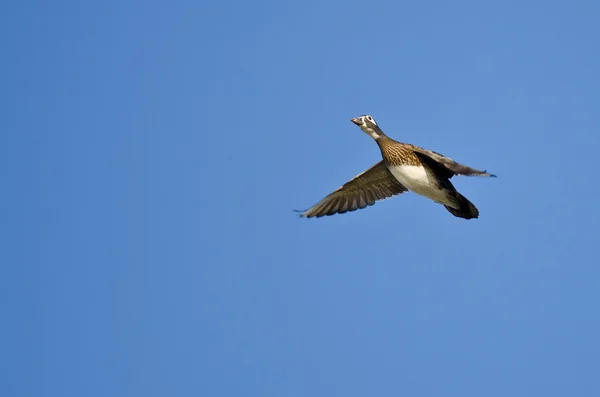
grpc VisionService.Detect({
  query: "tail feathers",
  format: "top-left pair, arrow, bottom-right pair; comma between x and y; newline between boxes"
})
444,193 -> 479,220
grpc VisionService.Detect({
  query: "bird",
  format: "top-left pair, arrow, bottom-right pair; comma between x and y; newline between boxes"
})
298,115 -> 496,220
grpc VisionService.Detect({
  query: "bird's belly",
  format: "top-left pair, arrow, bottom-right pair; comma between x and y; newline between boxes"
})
387,164 -> 453,205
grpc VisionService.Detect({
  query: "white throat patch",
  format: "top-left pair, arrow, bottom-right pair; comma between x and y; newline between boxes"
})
360,126 -> 380,139
368,130 -> 380,139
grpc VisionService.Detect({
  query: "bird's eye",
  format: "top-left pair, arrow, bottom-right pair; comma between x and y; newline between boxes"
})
367,116 -> 372,121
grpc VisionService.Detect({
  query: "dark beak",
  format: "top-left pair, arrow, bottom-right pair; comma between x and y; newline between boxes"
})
350,118 -> 362,126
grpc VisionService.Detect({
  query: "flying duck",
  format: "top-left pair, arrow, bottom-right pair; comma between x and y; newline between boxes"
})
299,115 -> 496,220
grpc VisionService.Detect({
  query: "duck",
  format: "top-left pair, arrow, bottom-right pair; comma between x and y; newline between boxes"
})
298,115 -> 496,220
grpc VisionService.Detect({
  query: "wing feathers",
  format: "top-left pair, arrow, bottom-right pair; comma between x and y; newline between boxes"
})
412,146 -> 497,178
299,161 -> 407,218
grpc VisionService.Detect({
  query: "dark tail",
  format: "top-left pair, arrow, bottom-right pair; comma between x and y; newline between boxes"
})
444,193 -> 479,220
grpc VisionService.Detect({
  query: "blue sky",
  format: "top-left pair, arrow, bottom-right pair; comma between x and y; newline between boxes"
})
2,0 -> 600,396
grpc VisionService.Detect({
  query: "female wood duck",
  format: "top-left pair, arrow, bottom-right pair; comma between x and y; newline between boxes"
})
299,115 -> 496,220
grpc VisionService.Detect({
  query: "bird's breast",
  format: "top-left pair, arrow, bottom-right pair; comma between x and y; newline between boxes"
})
387,164 -> 451,204
387,164 -> 430,189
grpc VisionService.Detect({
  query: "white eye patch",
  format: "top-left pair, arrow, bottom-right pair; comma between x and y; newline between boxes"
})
364,115 -> 377,126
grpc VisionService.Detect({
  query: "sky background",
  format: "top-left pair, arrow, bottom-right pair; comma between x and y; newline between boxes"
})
2,0 -> 600,396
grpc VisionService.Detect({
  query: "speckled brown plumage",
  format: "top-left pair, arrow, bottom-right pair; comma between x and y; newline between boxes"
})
375,136 -> 422,167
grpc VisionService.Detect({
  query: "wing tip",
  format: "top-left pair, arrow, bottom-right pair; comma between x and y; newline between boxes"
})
293,209 -> 308,218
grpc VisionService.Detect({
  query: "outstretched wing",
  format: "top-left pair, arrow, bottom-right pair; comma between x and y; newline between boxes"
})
412,146 -> 497,178
298,161 -> 408,218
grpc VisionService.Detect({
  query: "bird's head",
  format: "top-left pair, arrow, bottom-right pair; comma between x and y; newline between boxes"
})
350,115 -> 384,139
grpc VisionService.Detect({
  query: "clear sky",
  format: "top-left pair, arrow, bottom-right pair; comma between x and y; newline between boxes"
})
2,0 -> 600,396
